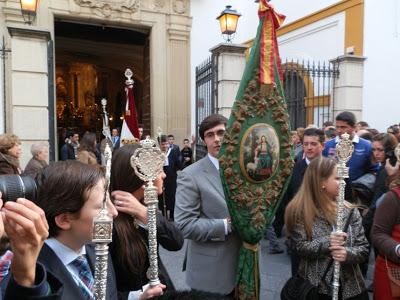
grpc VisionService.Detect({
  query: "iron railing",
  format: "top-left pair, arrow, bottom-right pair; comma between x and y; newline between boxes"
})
195,56 -> 216,160
194,57 -> 340,159
282,59 -> 339,129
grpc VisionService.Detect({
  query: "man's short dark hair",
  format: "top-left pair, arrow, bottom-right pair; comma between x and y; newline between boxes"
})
67,131 -> 78,138
335,111 -> 356,127
323,121 -> 334,127
158,134 -> 167,144
359,131 -> 373,141
357,121 -> 369,128
36,161 -> 105,237
167,134 -> 174,139
183,138 -> 190,143
324,128 -> 336,139
303,128 -> 325,144
199,114 -> 228,140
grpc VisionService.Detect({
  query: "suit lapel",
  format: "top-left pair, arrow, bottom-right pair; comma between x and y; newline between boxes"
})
38,244 -> 85,300
202,156 -> 225,199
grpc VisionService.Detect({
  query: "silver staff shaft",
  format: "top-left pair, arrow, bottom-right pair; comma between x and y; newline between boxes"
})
145,183 -> 161,286
131,138 -> 166,287
332,178 -> 346,300
93,140 -> 113,300
332,133 -> 353,300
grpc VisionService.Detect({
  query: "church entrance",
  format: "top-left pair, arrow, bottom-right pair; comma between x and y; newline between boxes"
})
54,20 -> 150,149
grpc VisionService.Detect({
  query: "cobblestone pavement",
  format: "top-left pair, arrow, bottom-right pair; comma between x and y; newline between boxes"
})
160,237 -> 374,299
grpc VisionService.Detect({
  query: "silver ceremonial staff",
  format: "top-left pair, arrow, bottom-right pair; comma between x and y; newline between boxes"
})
332,133 -> 354,300
131,138 -> 166,286
92,98 -> 114,300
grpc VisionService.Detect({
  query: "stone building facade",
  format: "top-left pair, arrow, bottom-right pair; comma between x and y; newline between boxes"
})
0,0 -> 191,165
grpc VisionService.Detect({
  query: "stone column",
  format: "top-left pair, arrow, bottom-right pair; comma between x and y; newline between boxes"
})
210,43 -> 248,118
330,55 -> 366,121
7,26 -> 51,167
166,23 -> 191,144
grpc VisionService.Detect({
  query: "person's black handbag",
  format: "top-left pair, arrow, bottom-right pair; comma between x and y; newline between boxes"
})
281,209 -> 354,300
280,260 -> 332,300
280,274 -> 320,300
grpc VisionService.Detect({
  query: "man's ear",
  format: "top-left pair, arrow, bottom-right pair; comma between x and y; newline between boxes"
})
55,213 -> 73,231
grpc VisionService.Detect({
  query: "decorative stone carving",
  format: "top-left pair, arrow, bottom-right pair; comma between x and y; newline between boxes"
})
173,0 -> 187,14
153,0 -> 165,11
73,0 -> 139,17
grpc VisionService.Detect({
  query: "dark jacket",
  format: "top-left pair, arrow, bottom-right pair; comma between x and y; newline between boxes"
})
23,157 -> 48,179
60,144 -> 75,161
110,212 -> 183,293
2,262 -> 63,300
163,147 -> 182,211
0,153 -> 20,175
38,243 -> 119,300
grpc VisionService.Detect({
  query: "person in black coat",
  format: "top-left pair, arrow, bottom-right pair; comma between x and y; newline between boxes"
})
110,145 -> 183,298
273,128 -> 325,275
180,139 -> 193,169
60,132 -> 79,161
363,133 -> 398,243
159,135 -> 182,221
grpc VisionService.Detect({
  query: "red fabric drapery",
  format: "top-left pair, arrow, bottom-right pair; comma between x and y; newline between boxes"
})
124,84 -> 140,139
258,0 -> 286,85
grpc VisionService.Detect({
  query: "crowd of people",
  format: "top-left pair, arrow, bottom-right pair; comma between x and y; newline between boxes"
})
0,110 -> 398,299
278,111 -> 400,300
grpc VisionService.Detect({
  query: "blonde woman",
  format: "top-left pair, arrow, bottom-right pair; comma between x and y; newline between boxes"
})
285,157 -> 369,300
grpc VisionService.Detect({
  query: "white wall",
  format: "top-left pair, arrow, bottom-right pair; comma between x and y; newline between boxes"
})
278,12 -> 345,62
273,0 -> 339,24
362,0 -> 400,131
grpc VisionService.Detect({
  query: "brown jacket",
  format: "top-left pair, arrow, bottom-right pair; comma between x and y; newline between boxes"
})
0,153 -> 21,175
77,150 -> 98,165
22,157 -> 48,179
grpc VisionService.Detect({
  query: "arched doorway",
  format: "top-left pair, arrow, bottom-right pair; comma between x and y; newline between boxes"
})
55,20 -> 150,155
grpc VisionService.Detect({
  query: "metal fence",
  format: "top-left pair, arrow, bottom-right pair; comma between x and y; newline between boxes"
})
282,59 -> 339,130
194,57 -> 340,160
195,56 -> 216,160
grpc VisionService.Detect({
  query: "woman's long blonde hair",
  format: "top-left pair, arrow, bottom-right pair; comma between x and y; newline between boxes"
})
285,157 -> 337,239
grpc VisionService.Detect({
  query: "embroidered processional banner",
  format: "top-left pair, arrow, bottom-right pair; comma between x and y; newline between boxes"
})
218,1 -> 294,299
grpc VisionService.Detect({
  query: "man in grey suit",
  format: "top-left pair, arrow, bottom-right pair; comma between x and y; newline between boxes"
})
175,114 -> 241,296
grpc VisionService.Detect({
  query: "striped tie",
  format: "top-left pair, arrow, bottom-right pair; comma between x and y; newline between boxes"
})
71,255 -> 94,300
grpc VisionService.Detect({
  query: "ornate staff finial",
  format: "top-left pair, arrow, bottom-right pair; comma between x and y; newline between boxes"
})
92,143 -> 113,300
130,137 -> 165,286
125,68 -> 134,85
101,98 -> 112,146
332,132 -> 354,300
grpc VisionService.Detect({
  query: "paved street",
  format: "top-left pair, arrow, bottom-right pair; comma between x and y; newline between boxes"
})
160,237 -> 374,299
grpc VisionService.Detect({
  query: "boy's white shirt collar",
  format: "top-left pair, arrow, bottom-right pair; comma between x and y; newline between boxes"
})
208,153 -> 219,170
45,237 -> 86,266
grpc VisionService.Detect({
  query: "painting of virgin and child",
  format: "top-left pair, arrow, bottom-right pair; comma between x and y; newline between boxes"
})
240,124 -> 280,182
